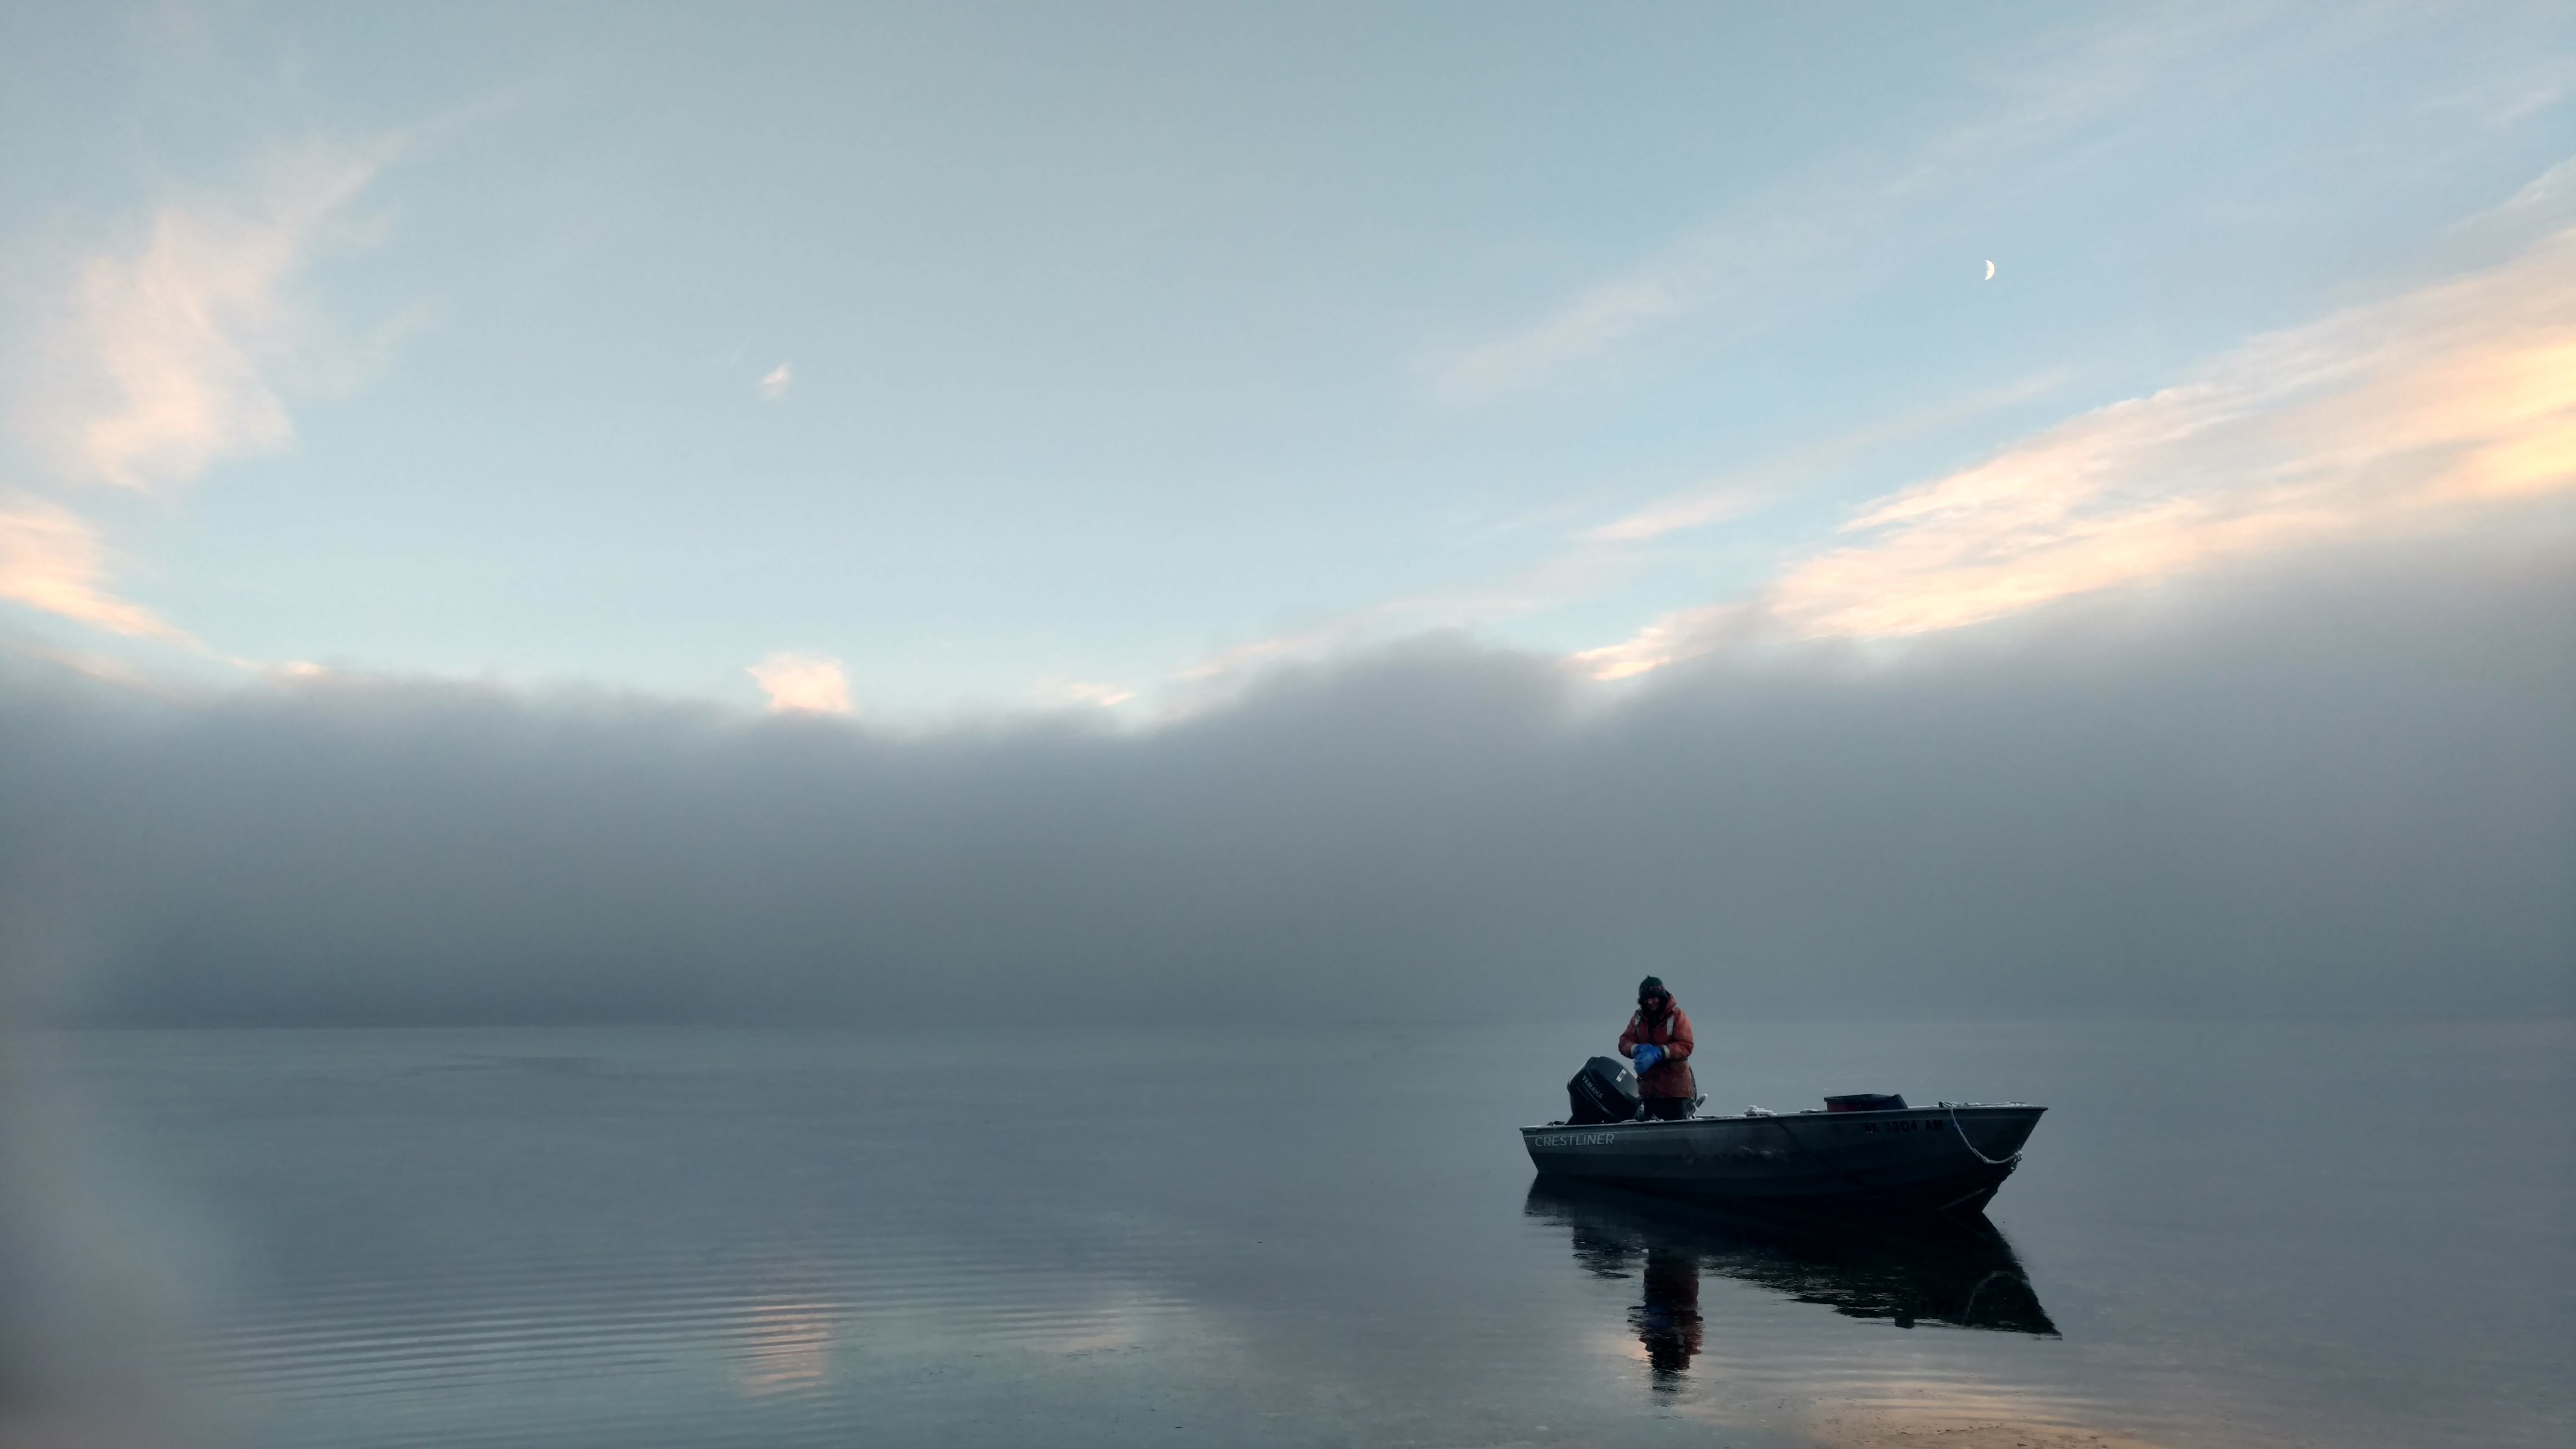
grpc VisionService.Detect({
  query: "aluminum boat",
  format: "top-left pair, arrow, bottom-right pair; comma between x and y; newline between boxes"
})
1520,1101 -> 2045,1214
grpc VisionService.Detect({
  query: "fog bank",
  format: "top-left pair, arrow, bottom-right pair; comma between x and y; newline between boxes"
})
4,542 -> 2568,1026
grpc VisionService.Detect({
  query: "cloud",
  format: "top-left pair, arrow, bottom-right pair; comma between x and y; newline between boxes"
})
1583,484 -> 1767,547
1579,373 -> 2066,550
16,139 -> 399,493
1174,373 -> 2068,692
1170,546 -> 1634,688
1055,681 -> 1138,708
0,499 -> 189,642
1423,15 -> 2217,400
2492,151 -> 2576,222
1433,274 -> 1686,402
759,363 -> 793,402
1569,602 -> 1752,684
747,652 -> 853,714
1579,225 -> 2576,677
1782,229 -> 2576,633
1,534 -> 2566,1029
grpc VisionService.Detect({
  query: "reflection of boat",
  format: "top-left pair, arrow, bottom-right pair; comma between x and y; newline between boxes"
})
1522,1102 -> 2045,1213
1524,1178 -> 2059,1368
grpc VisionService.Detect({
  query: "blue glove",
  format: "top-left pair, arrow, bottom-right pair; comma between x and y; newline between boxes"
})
1633,1043 -> 1664,1073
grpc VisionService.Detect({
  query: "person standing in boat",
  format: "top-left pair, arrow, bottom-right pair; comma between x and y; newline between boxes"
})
1619,977 -> 1697,1120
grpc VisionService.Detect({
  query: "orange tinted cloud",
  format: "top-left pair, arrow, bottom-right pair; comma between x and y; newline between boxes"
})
1782,234 -> 2576,637
20,141 -> 391,493
747,653 -> 855,715
0,498 -> 190,641
1580,228 -> 2576,676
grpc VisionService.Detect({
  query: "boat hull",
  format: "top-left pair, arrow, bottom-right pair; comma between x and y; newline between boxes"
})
1521,1105 -> 2045,1214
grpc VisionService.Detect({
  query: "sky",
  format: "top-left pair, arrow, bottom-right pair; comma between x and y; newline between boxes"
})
0,0 -> 2568,715
0,1 -> 2569,1025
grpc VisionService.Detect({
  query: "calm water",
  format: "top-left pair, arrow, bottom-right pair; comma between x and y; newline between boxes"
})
26,1019 -> 2573,1449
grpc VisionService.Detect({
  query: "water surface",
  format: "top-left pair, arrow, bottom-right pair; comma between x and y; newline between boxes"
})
31,1019 -> 2571,1448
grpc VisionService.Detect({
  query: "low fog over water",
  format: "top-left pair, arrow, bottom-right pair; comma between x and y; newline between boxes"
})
6,539 -> 2567,1030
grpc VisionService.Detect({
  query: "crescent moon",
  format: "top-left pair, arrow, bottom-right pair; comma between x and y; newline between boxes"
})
1984,260 -> 1997,281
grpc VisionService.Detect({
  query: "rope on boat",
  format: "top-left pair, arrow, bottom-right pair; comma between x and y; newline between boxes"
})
1945,1102 -> 2021,1167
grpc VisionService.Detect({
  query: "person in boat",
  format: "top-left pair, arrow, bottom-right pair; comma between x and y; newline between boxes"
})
1619,976 -> 1697,1120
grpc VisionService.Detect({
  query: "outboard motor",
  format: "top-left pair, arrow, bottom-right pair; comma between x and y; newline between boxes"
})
1566,1056 -> 1642,1125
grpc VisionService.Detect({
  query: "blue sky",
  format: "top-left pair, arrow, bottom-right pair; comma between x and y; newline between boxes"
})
1,1 -> 2570,716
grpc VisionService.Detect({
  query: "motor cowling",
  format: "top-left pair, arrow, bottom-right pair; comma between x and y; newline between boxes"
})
1566,1056 -> 1642,1124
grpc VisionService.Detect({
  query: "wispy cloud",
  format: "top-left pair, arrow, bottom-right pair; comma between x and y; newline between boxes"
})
1581,483 -> 1768,547
747,652 -> 855,715
1053,681 -> 1137,709
0,133 -> 420,663
758,363 -> 793,402
1564,601 -> 1754,683
1582,373 -> 2066,547
0,497 -> 190,641
1176,207 -> 2576,694
1422,13 -> 2227,401
17,138 -> 402,493
2498,153 -> 2576,217
1577,224 -> 2576,677
1168,373 -> 2065,692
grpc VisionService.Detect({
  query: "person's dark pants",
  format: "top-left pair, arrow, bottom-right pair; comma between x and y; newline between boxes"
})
1641,1097 -> 1695,1121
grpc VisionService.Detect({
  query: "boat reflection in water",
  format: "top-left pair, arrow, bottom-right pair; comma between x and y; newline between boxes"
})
1526,1180 -> 2056,1387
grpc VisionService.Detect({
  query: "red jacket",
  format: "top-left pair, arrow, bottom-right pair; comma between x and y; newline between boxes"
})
1619,1000 -> 1697,1100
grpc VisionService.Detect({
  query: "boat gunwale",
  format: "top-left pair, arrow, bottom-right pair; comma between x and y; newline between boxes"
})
1520,1104 -> 2044,1134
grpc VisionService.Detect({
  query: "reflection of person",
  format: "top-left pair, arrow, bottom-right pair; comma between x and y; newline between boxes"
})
1618,976 -> 1697,1120
1630,1245 -> 1703,1383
